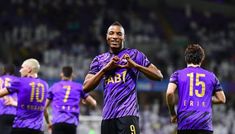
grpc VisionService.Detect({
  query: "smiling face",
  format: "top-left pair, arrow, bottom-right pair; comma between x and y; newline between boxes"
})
106,25 -> 125,53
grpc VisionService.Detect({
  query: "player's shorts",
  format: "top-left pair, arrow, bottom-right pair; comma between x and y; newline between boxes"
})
0,114 -> 15,134
101,116 -> 140,134
11,128 -> 43,134
178,129 -> 213,134
52,123 -> 76,134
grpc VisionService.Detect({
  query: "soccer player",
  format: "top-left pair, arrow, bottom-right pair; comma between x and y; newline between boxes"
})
0,58 -> 48,134
83,21 -> 163,134
166,44 -> 226,134
44,66 -> 97,134
0,64 -> 18,134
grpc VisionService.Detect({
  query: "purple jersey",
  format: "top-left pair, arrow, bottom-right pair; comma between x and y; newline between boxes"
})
89,48 -> 151,119
170,66 -> 223,131
0,75 -> 17,115
47,80 -> 88,126
7,77 -> 48,131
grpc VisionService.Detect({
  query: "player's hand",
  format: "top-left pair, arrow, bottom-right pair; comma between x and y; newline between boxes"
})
120,54 -> 138,68
170,115 -> 177,123
81,99 -> 87,105
3,96 -> 17,106
102,56 -> 121,72
0,79 -> 3,88
47,123 -> 52,133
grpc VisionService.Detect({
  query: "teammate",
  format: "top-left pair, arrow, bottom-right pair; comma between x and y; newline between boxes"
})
166,44 -> 226,134
83,21 -> 163,134
0,58 -> 48,134
44,66 -> 97,134
0,64 -> 18,134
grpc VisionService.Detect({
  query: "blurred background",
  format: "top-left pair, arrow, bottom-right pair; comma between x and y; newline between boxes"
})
0,0 -> 235,134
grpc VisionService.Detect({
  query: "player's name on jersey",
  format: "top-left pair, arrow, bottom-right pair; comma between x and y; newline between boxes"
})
20,104 -> 44,111
55,105 -> 78,111
183,100 -> 206,107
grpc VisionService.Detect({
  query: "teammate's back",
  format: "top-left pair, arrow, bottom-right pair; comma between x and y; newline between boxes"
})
44,66 -> 96,134
166,44 -> 226,134
49,80 -> 85,115
8,76 -> 48,130
0,58 -> 48,134
174,67 -> 222,112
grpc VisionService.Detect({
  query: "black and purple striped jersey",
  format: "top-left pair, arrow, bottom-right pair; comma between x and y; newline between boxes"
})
170,66 -> 223,131
0,75 -> 18,115
47,80 -> 88,126
7,77 -> 48,131
89,48 -> 151,120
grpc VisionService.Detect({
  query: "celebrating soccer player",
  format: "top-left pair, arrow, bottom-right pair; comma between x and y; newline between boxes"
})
0,64 -> 18,134
0,58 -> 48,134
166,44 -> 226,134
83,21 -> 163,134
44,66 -> 96,134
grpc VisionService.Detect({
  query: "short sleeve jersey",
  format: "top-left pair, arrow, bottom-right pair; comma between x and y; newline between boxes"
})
170,66 -> 223,131
88,48 -> 151,119
47,80 -> 88,126
7,77 -> 48,131
0,75 -> 18,115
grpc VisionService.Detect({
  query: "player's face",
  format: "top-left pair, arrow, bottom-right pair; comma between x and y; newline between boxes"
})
106,25 -> 125,51
19,63 -> 31,77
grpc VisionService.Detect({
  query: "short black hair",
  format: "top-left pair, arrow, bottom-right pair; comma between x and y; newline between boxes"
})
3,64 -> 15,75
111,21 -> 123,27
185,44 -> 205,65
62,66 -> 73,78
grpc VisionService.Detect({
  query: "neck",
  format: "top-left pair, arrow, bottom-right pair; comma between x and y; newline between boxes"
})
110,47 -> 124,54
187,64 -> 200,67
62,77 -> 72,81
27,73 -> 38,78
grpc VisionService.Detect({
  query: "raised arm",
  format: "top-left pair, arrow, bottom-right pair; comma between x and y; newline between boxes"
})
0,79 -> 10,97
83,72 -> 104,93
121,54 -> 163,81
83,56 -> 121,93
0,88 -> 10,98
136,63 -> 163,81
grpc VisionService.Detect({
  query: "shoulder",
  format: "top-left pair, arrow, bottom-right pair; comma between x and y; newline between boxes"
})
37,78 -> 49,87
124,48 -> 140,53
200,68 -> 216,77
94,52 -> 110,61
123,48 -> 145,58
71,81 -> 83,87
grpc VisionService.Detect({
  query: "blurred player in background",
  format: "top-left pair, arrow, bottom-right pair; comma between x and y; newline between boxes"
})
44,66 -> 97,134
0,64 -> 18,134
166,44 -> 226,134
83,21 -> 163,134
0,58 -> 48,134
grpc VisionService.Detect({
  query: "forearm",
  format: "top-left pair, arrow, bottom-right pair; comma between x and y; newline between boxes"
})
85,96 -> 97,107
0,88 -> 10,97
44,109 -> 51,125
11,99 -> 18,107
136,64 -> 163,81
83,70 -> 105,93
212,96 -> 226,104
166,93 -> 176,116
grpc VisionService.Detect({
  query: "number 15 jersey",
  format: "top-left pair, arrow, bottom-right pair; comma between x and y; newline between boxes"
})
7,77 -> 48,131
170,66 -> 223,131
